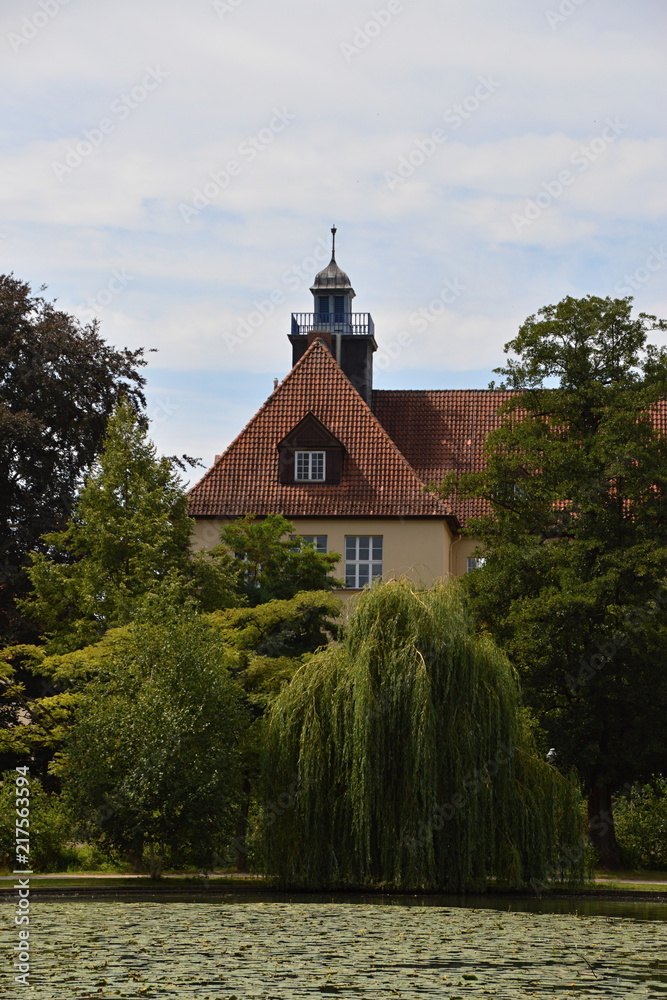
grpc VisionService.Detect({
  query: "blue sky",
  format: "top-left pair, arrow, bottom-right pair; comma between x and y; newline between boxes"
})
2,0 -> 666,483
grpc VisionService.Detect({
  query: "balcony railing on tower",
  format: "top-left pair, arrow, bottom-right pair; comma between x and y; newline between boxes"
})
291,312 -> 375,337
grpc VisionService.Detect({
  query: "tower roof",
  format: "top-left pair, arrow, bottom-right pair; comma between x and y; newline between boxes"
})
310,226 -> 355,296
310,258 -> 355,294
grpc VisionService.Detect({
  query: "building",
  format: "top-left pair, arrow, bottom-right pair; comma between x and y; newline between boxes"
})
188,232 -> 508,594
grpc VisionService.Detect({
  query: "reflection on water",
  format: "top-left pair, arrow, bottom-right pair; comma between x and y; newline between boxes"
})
31,889 -> 667,921
2,897 -> 666,998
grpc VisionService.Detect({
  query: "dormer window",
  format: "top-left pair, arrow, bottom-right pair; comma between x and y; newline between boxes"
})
277,413 -> 345,485
295,451 -> 325,481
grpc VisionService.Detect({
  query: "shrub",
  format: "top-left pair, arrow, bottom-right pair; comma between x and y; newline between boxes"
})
0,772 -> 74,871
614,778 -> 667,870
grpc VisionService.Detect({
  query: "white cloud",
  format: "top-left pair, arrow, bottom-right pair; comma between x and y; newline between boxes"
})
1,0 -> 666,457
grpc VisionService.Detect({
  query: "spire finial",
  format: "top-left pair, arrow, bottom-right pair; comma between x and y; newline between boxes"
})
331,225 -> 337,261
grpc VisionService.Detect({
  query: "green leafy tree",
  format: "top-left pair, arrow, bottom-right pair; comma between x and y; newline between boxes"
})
56,602 -> 248,876
0,274 -> 146,643
262,580 -> 583,891
446,295 -> 667,868
22,400 -> 239,651
217,514 -> 341,605
207,590 -> 343,869
613,777 -> 667,870
0,771 -> 76,871
0,632 -> 122,777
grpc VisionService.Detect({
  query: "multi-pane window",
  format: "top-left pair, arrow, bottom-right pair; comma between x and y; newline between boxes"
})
295,451 -> 325,481
345,536 -> 382,589
300,535 -> 327,553
467,556 -> 486,572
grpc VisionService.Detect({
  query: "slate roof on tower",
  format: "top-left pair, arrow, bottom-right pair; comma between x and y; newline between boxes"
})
187,338 -> 452,520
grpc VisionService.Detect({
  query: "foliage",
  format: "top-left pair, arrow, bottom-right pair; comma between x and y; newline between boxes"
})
56,601 -> 248,876
21,400 -> 239,652
207,590 -> 343,870
0,274 -> 146,644
614,778 -> 667,870
0,771 -> 76,871
445,295 -> 667,867
0,632 -> 125,774
208,589 -> 342,661
217,514 -> 341,605
262,580 -> 584,891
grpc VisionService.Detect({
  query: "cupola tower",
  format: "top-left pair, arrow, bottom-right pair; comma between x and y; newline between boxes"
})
289,228 -> 377,404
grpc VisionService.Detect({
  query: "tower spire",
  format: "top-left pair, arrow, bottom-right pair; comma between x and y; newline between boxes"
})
331,225 -> 337,261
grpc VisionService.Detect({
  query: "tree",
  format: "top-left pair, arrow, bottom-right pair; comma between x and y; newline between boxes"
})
262,580 -> 583,891
447,295 -> 667,868
217,514 -> 341,605
0,274 -> 146,642
56,602 -> 248,876
0,770 -> 75,871
207,590 -> 343,870
21,400 -> 239,652
0,590 -> 343,871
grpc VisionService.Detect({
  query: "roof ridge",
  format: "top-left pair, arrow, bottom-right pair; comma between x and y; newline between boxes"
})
373,388 -> 516,395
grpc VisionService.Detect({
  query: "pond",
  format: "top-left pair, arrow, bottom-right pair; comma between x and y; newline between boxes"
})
2,895 -> 667,998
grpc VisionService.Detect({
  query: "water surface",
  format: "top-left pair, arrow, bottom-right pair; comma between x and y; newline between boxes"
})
2,897 -> 666,998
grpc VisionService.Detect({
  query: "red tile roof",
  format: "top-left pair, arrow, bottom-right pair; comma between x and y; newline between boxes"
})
189,345 -> 667,529
373,389 -> 514,524
373,391 -> 667,525
188,340 -> 452,519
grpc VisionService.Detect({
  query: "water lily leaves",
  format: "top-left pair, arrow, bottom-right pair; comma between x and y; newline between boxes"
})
3,899 -> 666,997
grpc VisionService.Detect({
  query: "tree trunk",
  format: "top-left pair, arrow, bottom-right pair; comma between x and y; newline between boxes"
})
148,842 -> 162,879
588,781 -> 623,869
233,775 -> 252,872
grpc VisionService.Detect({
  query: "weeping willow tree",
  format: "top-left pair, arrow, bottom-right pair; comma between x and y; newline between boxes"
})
262,580 -> 584,891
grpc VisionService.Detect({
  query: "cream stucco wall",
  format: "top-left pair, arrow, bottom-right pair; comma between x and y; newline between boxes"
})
191,517 -> 458,595
450,535 -> 486,578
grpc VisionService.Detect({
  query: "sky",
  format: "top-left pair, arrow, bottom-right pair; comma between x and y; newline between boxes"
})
2,0 -> 666,482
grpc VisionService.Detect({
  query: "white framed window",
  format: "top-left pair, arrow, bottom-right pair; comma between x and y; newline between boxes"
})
467,556 -> 486,572
300,534 -> 327,553
345,536 -> 382,589
295,451 -> 325,481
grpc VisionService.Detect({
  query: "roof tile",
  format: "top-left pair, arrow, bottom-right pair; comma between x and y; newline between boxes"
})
373,389 -> 514,524
188,340 -> 451,519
